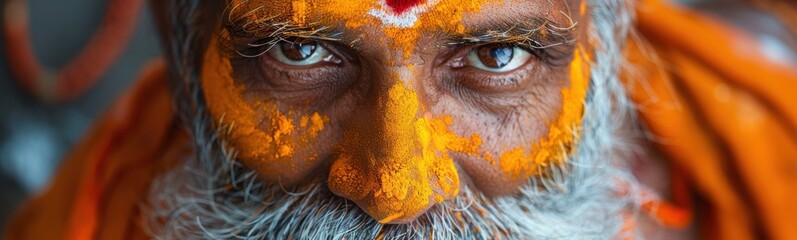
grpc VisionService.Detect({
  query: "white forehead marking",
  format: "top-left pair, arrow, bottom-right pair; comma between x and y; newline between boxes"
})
368,0 -> 441,28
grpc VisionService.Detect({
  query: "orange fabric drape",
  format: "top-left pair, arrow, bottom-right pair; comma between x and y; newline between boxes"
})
626,0 -> 797,239
3,59 -> 190,240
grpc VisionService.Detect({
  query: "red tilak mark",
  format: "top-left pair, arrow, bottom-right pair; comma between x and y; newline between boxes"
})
385,0 -> 425,14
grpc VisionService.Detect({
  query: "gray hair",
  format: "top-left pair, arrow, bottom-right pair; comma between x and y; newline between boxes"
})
144,0 -> 643,238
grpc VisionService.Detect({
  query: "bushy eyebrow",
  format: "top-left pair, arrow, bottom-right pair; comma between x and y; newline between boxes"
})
225,16 -> 344,42
223,1 -> 349,46
446,15 -> 578,49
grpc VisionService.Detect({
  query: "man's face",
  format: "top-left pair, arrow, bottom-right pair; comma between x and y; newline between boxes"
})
200,0 -> 587,224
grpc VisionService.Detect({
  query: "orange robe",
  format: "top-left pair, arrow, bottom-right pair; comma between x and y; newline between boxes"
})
4,59 -> 190,240
625,0 -> 797,239
5,0 -> 797,239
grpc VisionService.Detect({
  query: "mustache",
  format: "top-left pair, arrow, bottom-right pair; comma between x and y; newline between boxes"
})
144,151 -> 507,239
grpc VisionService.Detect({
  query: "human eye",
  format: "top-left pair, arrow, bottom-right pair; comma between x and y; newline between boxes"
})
465,43 -> 532,73
231,37 -> 359,104
267,40 -> 340,67
442,43 -> 539,94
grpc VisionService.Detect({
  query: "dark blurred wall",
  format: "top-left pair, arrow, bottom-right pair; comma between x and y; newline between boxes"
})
0,0 -> 161,228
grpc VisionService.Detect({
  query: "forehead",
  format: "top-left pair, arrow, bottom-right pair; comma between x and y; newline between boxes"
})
227,0 -> 575,32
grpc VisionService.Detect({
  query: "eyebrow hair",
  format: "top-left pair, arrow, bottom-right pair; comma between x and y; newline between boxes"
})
221,1 -> 356,58
224,14 -> 344,42
222,1 -> 349,44
223,0 -> 577,62
446,15 -> 578,49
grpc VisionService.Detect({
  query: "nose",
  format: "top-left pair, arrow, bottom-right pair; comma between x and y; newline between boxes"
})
327,81 -> 460,223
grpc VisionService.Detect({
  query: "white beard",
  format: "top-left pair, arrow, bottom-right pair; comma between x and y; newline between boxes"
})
143,0 -> 643,238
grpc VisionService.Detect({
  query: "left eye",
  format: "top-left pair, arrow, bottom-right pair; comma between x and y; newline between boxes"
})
268,41 -> 335,66
466,44 -> 531,73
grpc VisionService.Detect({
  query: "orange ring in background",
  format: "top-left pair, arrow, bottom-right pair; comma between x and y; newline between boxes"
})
3,0 -> 144,102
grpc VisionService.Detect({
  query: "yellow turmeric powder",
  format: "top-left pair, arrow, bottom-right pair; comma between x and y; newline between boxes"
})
291,0 -> 308,25
494,48 -> 590,180
201,38 -> 328,178
380,0 -> 495,58
329,80 -> 485,223
231,0 -> 499,58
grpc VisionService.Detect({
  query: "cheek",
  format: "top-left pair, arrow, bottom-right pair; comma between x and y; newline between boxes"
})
440,91 -> 562,196
200,45 -> 333,186
441,50 -> 590,196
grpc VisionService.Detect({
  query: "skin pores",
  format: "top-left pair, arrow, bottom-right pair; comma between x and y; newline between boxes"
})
202,0 -> 587,223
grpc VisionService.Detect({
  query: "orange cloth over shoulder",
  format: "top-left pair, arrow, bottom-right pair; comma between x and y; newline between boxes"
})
625,0 -> 797,239
3,59 -> 190,240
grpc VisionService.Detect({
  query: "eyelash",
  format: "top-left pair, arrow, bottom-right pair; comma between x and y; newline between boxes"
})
433,41 -> 568,97
453,40 -> 556,60
229,39 -> 357,96
444,58 -> 533,94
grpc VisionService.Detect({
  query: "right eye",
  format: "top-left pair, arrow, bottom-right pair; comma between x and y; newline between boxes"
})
268,41 -> 337,66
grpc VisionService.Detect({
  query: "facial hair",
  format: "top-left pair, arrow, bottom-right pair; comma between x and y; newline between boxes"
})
143,0 -> 643,238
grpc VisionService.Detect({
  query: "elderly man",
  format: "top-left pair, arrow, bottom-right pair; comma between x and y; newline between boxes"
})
5,0 -> 797,239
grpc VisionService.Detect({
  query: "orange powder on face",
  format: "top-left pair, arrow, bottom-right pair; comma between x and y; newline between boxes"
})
494,48 -> 590,180
299,0 -> 374,29
292,0 -> 309,25
378,0 -> 495,59
292,0 -> 496,58
201,39 -> 328,177
382,28 -> 421,60
328,80 -> 482,223
381,0 -> 494,59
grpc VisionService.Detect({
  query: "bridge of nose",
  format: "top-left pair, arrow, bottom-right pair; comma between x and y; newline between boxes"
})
327,70 -> 461,223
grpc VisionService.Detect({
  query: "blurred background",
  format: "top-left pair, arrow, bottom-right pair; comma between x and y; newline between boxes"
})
0,0 -> 794,231
0,0 -> 160,229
